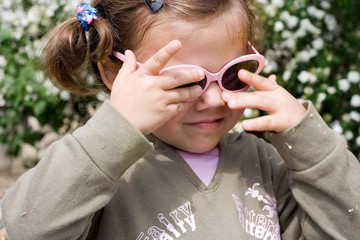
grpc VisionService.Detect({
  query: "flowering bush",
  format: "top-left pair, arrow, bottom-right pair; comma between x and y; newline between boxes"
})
0,0 -> 97,157
251,0 -> 360,159
0,0 -> 359,159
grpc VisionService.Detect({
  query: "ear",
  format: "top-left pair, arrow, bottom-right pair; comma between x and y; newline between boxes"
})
97,62 -> 113,90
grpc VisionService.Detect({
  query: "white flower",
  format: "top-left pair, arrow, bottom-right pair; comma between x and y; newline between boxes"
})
26,85 -> 33,93
0,69 -> 4,82
296,49 -> 318,62
287,16 -> 299,29
342,113 -> 351,122
28,23 -> 40,36
307,6 -> 326,20
263,59 -> 278,74
298,70 -> 317,83
44,80 -> 60,95
327,86 -> 336,95
281,30 -> 291,39
243,108 -> 254,118
274,21 -> 284,32
60,91 -> 71,101
350,111 -> 360,122
2,0 -> 12,8
304,86 -> 314,95
284,37 -> 296,49
322,67 -> 331,77
350,95 -> 360,107
331,121 -> 343,134
27,116 -> 41,132
0,56 -> 7,67
338,79 -> 351,92
356,136 -> 360,146
299,18 -> 321,36
265,5 -> 277,17
320,1 -> 331,10
325,14 -> 337,31
347,71 -> 360,83
317,92 -> 327,103
279,12 -> 299,29
272,0 -> 285,8
312,38 -> 324,50
345,130 -> 354,140
295,28 -> 307,38
0,94 -> 5,107
283,70 -> 292,81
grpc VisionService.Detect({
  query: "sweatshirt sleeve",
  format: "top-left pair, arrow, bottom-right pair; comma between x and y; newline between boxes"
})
0,100 -> 153,240
268,101 -> 360,239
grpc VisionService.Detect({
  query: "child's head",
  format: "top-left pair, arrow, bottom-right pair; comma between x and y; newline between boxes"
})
42,0 -> 256,95
42,0 -> 257,152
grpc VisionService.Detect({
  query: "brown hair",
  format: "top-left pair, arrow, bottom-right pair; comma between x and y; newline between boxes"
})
41,0 -> 256,95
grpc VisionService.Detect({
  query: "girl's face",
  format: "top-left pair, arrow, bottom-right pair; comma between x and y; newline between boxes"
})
136,17 -> 247,153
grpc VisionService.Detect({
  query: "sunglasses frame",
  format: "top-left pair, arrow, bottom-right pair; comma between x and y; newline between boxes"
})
112,42 -> 265,95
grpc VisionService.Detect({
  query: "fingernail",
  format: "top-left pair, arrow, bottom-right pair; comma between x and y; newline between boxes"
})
194,86 -> 202,95
198,70 -> 205,79
171,40 -> 181,49
238,69 -> 246,78
228,99 -> 236,108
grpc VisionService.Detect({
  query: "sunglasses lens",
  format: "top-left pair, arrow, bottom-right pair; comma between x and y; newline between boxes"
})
222,60 -> 259,90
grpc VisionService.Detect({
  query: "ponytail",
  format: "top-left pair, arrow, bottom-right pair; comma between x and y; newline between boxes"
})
41,16 -> 113,95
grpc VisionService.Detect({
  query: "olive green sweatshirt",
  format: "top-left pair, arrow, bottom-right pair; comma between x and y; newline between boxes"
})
1,100 -> 359,240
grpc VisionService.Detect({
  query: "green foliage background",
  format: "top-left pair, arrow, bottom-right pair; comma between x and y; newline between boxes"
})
0,0 -> 359,159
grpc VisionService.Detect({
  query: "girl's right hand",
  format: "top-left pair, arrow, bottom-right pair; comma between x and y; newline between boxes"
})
109,40 -> 203,135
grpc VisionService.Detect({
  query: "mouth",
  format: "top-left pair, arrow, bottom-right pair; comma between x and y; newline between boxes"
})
187,118 -> 224,130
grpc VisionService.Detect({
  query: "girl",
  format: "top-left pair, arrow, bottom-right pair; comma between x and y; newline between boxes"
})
2,0 -> 359,239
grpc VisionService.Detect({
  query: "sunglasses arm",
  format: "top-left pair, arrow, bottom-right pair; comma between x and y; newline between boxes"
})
112,51 -> 143,69
247,41 -> 261,55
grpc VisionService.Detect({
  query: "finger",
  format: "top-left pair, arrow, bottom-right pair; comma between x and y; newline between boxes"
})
222,91 -> 276,112
268,74 -> 277,83
166,85 -> 202,103
160,69 -> 205,90
117,50 -> 137,77
242,115 -> 282,132
238,69 -> 278,91
142,40 -> 182,75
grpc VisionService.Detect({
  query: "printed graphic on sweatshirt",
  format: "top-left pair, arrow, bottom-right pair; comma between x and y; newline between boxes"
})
136,201 -> 196,240
232,183 -> 281,240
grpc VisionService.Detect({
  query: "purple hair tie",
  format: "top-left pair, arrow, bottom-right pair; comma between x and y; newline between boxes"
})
76,4 -> 97,31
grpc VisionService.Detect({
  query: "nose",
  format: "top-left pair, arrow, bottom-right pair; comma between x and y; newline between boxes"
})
194,82 -> 225,111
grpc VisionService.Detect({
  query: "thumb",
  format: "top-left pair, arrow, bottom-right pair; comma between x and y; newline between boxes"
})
268,74 -> 277,83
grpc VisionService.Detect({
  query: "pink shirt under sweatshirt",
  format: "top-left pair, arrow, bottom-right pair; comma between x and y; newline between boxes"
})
176,148 -> 219,186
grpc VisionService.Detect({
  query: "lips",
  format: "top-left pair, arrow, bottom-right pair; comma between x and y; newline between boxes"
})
186,118 -> 224,130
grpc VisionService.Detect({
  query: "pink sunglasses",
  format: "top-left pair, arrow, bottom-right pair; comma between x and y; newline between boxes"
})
112,42 -> 265,95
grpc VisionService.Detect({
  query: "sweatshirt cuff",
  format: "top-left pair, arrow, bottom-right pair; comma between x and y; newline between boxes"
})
267,101 -> 344,171
73,100 -> 153,181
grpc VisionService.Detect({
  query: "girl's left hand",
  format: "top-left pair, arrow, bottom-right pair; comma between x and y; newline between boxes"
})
221,70 -> 306,133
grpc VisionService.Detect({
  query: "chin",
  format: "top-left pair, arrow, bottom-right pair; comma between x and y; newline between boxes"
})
176,140 -> 219,154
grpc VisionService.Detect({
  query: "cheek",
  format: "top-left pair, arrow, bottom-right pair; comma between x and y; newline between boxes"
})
233,109 -> 245,118
228,108 -> 245,127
